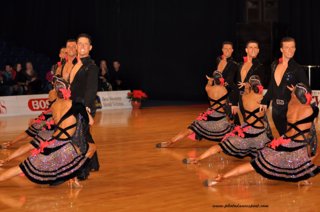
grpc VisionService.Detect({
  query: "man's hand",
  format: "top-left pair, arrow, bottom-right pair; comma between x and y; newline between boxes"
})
231,106 -> 239,115
287,84 -> 294,92
237,81 -> 246,89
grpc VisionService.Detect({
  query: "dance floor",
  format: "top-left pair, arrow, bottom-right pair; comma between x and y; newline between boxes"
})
0,104 -> 320,211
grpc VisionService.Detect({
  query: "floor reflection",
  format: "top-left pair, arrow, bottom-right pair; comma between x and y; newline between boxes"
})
0,187 -> 82,210
95,109 -> 132,126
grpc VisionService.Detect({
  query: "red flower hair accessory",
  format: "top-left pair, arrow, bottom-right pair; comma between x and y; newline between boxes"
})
59,88 -> 71,100
257,85 -> 264,94
278,57 -> 283,63
219,77 -> 225,85
305,92 -> 312,104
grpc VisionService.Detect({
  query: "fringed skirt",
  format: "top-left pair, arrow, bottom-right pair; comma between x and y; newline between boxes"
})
188,109 -> 233,142
20,139 -> 88,185
251,140 -> 320,182
219,124 -> 270,158
25,112 -> 53,137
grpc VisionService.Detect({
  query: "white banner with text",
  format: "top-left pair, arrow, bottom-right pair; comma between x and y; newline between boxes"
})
0,90 -> 132,117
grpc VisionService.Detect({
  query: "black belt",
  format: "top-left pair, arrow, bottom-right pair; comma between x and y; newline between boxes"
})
275,99 -> 285,105
273,99 -> 288,106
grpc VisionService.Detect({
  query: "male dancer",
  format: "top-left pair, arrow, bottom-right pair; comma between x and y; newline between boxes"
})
215,41 -> 239,123
69,33 -> 100,180
261,37 -> 309,136
56,39 -> 77,81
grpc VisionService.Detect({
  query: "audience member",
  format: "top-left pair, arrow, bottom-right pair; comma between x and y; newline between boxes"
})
98,59 -> 112,91
25,61 -> 42,94
13,63 -> 27,95
111,60 -> 126,90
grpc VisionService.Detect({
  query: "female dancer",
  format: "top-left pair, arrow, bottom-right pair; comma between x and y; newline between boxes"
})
204,83 -> 319,186
183,75 -> 270,164
156,71 -> 234,148
0,78 -> 96,187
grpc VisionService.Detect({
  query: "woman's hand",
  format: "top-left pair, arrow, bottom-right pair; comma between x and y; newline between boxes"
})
237,81 -> 246,89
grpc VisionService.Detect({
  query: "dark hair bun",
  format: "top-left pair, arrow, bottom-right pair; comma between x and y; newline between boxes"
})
248,75 -> 262,94
294,83 -> 311,104
212,71 -> 223,85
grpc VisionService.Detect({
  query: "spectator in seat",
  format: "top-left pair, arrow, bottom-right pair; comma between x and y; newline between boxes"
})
111,60 -> 126,90
25,61 -> 42,94
98,59 -> 112,91
13,63 -> 27,95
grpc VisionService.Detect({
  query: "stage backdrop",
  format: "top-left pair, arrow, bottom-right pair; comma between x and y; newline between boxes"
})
1,0 -> 320,100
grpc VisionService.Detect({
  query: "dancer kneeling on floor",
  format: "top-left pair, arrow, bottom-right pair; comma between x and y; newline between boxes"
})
204,83 -> 319,186
183,75 -> 271,164
156,71 -> 234,148
0,77 -> 96,188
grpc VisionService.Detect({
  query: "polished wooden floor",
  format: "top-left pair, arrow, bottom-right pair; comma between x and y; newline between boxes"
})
1,104 -> 320,211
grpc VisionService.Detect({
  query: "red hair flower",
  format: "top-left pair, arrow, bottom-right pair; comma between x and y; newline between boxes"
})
305,92 -> 312,104
59,88 -> 71,100
257,85 -> 264,94
219,78 -> 225,85
278,57 -> 283,63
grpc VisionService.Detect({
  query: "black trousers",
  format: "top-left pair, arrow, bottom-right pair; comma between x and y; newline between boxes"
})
272,103 -> 288,136
77,111 -> 100,181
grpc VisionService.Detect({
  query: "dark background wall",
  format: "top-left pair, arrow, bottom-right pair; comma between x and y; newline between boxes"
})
1,0 -> 319,100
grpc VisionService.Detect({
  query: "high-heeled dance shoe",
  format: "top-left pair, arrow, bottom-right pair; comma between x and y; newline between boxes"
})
155,141 -> 172,148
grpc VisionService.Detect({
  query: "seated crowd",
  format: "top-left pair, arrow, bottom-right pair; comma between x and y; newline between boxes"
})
0,59 -> 126,96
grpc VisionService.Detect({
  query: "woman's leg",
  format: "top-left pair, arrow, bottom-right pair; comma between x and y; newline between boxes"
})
156,129 -> 193,148
183,145 -> 222,164
0,144 -> 34,166
85,143 -> 97,159
222,162 -> 254,179
1,132 -> 30,148
0,166 -> 23,182
204,162 -> 254,186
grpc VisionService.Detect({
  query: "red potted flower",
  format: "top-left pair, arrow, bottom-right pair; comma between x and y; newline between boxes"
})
127,90 -> 148,109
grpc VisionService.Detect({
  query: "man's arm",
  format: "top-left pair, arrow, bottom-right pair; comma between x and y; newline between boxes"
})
296,65 -> 309,86
84,64 -> 99,109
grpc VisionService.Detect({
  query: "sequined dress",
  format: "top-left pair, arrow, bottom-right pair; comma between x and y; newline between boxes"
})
219,107 -> 270,158
188,92 -> 233,142
19,103 -> 89,185
251,106 -> 320,182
